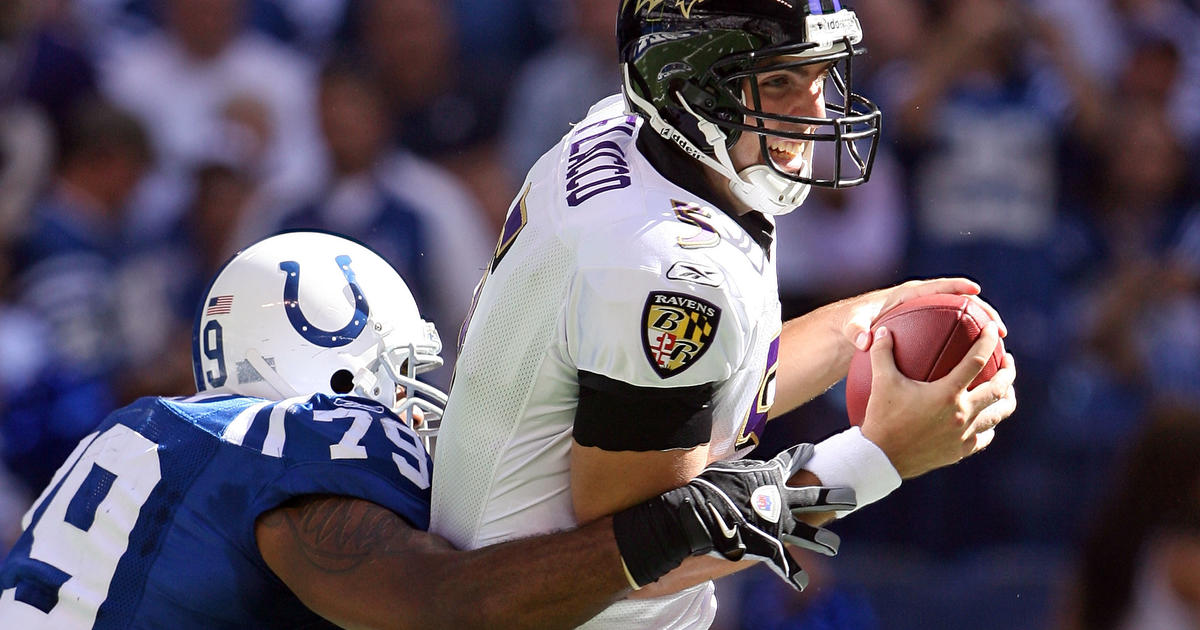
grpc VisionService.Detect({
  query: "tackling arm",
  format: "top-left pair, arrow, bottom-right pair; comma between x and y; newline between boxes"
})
256,494 -> 633,630
572,444 -> 852,599
258,451 -> 853,628
570,442 -> 733,599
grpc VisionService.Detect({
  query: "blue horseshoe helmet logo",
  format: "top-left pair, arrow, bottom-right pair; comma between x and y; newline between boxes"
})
280,255 -> 370,347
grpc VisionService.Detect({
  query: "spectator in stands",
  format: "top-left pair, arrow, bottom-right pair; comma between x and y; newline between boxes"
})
278,58 -> 492,387
3,0 -> 99,137
279,58 -> 433,313
1036,0 -> 1200,144
99,0 -> 323,232
0,105 -> 53,245
354,0 -> 509,225
4,100 -> 151,494
1051,101 -> 1198,452
120,160 -> 262,404
0,239 -> 39,554
501,0 -> 620,182
450,0 -> 555,94
1057,404 -> 1200,630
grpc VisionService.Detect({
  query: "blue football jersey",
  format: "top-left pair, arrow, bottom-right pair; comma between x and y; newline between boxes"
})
0,392 -> 432,629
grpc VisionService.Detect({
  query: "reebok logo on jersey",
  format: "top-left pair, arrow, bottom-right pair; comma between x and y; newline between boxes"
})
751,485 -> 781,524
666,261 -> 724,288
642,291 -> 721,378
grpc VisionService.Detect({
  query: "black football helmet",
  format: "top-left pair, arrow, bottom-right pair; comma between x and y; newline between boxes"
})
619,0 -> 881,215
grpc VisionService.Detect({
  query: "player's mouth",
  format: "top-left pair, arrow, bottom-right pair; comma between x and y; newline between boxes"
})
767,141 -> 807,175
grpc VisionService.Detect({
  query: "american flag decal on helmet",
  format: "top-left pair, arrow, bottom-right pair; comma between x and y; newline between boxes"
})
206,295 -> 234,316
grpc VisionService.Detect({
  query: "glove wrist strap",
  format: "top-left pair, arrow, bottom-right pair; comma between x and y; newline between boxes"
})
612,492 -> 705,588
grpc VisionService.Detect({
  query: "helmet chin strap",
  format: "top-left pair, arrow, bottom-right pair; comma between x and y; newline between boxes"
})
624,69 -> 809,216
737,165 -> 812,214
676,96 -> 808,216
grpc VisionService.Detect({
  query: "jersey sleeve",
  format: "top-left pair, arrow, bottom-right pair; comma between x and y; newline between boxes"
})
565,262 -> 747,389
244,395 -> 432,530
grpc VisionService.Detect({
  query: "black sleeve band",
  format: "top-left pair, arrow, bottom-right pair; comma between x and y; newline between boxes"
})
573,370 -> 714,451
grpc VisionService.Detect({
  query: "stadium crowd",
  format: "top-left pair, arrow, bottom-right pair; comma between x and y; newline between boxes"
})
0,0 -> 1197,628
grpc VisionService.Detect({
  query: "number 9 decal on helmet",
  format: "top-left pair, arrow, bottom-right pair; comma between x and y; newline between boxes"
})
191,230 -> 448,443
618,0 -> 881,216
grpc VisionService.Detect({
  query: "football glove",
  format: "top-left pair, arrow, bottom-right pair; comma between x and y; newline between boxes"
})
613,444 -> 856,590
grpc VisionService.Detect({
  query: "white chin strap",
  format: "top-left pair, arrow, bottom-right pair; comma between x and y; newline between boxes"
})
733,165 -> 812,215
622,65 -> 809,216
678,97 -> 811,216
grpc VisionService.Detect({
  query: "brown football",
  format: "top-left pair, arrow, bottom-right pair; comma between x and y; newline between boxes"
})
845,294 -> 1005,426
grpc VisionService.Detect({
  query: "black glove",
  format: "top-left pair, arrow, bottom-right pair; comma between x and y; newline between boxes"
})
612,444 -> 856,590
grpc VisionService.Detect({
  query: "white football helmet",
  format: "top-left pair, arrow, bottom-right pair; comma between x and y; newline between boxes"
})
192,231 -> 447,439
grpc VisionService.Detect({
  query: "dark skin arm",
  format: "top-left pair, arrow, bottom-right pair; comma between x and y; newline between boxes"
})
255,495 -> 633,630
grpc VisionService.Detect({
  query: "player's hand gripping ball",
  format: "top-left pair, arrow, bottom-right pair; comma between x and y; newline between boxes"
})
845,294 -> 1005,426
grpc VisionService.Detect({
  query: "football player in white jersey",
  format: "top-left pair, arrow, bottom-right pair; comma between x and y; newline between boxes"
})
431,1 -> 1017,628
0,230 -> 857,629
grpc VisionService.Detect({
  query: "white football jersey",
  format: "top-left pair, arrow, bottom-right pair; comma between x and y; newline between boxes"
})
430,96 -> 781,629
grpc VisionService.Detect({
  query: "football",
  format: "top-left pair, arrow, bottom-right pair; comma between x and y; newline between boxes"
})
845,294 -> 1005,426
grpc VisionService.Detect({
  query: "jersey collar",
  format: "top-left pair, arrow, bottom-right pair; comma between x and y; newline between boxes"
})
636,130 -> 775,257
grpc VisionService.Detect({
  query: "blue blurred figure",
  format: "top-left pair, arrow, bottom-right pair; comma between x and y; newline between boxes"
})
4,101 -> 152,494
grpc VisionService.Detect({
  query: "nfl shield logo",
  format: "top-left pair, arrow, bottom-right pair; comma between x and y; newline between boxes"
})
751,486 -> 782,524
641,291 -> 721,378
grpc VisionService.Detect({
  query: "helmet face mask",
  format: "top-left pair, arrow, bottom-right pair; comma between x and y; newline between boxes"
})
619,1 -> 881,215
192,231 -> 447,441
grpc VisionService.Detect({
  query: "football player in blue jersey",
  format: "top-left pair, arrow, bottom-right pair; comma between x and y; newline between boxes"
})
0,230 -> 854,629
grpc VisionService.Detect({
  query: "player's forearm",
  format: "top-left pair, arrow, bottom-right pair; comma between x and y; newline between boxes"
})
628,554 -> 749,599
406,518 -> 634,629
770,301 -> 856,418
571,442 -> 710,524
257,497 -> 632,630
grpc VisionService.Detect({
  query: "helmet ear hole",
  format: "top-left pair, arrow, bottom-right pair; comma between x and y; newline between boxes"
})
330,369 -> 355,394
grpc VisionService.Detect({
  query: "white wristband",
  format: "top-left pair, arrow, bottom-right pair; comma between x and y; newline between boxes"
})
805,427 -> 901,517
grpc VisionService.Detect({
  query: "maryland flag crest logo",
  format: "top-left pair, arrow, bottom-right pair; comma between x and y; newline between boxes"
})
642,291 -> 721,378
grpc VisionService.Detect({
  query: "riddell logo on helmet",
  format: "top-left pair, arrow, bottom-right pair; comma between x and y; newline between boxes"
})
661,127 -> 706,160
805,11 -> 863,47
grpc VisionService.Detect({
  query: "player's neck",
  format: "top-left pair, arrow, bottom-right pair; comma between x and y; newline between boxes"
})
637,130 -> 731,211
636,130 -> 775,255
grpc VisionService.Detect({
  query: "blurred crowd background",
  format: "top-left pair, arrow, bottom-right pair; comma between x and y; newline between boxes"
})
1,0 -> 1198,628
